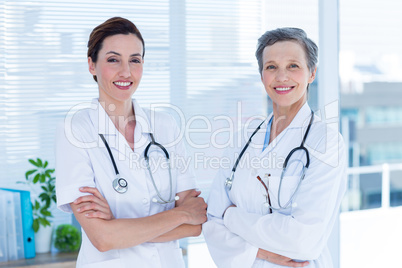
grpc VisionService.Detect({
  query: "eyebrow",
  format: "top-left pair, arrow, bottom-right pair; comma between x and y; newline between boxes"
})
106,51 -> 142,57
264,59 -> 302,64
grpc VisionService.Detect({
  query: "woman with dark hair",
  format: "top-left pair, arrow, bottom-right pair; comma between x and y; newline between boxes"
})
203,28 -> 347,267
55,17 -> 207,268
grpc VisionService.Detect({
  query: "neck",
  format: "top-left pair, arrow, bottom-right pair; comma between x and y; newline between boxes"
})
98,97 -> 135,133
271,100 -> 306,139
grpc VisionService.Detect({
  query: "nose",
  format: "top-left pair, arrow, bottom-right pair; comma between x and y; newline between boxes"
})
275,68 -> 289,82
119,62 -> 131,78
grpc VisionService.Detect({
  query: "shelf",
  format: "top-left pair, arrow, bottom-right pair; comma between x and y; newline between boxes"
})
0,252 -> 77,268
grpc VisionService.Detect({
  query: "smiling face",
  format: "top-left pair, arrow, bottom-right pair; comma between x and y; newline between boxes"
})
88,33 -> 144,105
261,40 -> 316,115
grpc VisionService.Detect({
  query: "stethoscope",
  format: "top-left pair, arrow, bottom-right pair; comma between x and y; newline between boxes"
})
99,133 -> 179,204
225,110 -> 314,210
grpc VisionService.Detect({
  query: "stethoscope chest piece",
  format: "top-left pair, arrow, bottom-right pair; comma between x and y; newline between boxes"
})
113,177 -> 128,194
225,173 -> 234,190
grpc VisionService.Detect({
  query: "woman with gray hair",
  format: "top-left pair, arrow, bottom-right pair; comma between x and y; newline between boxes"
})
203,28 -> 347,267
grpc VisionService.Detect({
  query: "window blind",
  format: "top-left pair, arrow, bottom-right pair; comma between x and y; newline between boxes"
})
0,0 -> 265,226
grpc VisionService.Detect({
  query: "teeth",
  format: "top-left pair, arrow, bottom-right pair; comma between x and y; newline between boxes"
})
275,87 -> 292,91
114,82 -> 131,86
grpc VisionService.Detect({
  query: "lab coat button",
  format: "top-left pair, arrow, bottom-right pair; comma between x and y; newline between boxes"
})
142,198 -> 148,204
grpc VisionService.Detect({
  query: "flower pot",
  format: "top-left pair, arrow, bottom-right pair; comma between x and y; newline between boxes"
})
34,223 -> 53,253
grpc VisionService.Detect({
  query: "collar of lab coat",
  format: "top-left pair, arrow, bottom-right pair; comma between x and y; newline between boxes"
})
89,98 -> 152,135
89,98 -> 152,157
252,102 -> 312,157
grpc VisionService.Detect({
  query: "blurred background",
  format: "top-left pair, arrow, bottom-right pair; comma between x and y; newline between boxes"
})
0,0 -> 401,267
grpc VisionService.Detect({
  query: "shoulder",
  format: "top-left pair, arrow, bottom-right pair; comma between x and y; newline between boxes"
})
307,115 -> 346,169
56,103 -> 96,143
310,115 -> 345,148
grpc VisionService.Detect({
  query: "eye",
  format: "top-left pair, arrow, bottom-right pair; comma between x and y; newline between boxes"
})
107,58 -> 118,63
265,65 -> 276,70
289,64 -> 299,68
131,58 -> 142,64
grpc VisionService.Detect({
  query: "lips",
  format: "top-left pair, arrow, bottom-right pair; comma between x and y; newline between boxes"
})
274,86 -> 294,94
113,81 -> 133,90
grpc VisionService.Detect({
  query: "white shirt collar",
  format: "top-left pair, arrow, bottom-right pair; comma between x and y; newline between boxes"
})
89,98 -> 152,135
265,102 -> 312,130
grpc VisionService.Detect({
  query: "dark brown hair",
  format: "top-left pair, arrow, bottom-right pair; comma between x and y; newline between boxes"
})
87,17 -> 145,82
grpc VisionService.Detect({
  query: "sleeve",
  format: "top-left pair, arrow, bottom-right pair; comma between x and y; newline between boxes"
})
203,161 -> 259,268
55,121 -> 95,213
223,129 -> 348,260
169,114 -> 197,193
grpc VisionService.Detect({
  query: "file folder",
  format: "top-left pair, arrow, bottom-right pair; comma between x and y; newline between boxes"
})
0,192 -> 8,262
0,189 -> 24,261
1,188 -> 36,259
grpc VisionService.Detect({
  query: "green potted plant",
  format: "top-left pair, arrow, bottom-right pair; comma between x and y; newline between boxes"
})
54,224 -> 81,252
23,158 -> 57,253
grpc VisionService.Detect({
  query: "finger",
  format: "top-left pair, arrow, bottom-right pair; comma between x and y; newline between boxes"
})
85,211 -> 113,220
74,194 -> 107,208
79,187 -> 105,200
287,260 -> 310,267
76,201 -> 111,214
76,202 -> 100,213
187,190 -> 201,198
74,194 -> 96,205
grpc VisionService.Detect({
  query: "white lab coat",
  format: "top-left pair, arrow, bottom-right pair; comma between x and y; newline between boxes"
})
203,103 -> 347,268
56,98 -> 196,268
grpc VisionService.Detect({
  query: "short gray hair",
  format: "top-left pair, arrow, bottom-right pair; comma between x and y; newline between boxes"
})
255,28 -> 318,76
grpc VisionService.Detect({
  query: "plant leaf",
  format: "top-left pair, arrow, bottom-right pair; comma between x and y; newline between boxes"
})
29,159 -> 40,167
44,161 -> 48,168
33,219 -> 39,232
40,174 -> 46,183
33,173 -> 40,184
40,209 -> 52,217
37,158 -> 43,167
34,200 -> 40,210
39,217 -> 47,226
25,169 -> 37,180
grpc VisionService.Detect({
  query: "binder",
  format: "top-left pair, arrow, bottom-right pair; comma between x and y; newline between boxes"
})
1,188 -> 36,259
0,189 -> 25,261
0,192 -> 8,262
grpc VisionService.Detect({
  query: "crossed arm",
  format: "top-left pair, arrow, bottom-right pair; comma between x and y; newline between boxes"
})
77,187 -> 308,267
71,187 -> 207,252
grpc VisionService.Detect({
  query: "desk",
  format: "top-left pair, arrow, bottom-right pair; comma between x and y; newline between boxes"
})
0,252 -> 77,268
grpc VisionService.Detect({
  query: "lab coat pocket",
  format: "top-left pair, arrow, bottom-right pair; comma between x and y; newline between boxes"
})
82,257 -> 123,268
146,150 -> 175,194
269,175 -> 301,211
158,246 -> 185,268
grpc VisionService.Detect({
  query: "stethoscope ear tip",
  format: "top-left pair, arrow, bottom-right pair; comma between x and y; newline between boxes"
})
152,197 -> 158,203
174,196 -> 180,201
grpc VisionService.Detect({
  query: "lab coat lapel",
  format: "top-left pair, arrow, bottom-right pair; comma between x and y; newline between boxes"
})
249,113 -> 285,159
131,99 -> 152,158
89,98 -> 151,161
254,103 -> 312,159
90,99 -> 127,160
250,115 -> 270,158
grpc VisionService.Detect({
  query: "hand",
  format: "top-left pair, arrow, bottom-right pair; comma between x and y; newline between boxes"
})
176,190 -> 207,225
73,187 -> 114,220
257,248 -> 309,267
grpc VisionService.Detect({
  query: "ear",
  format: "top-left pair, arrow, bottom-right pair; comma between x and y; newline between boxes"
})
308,67 -> 317,83
88,57 -> 96,76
